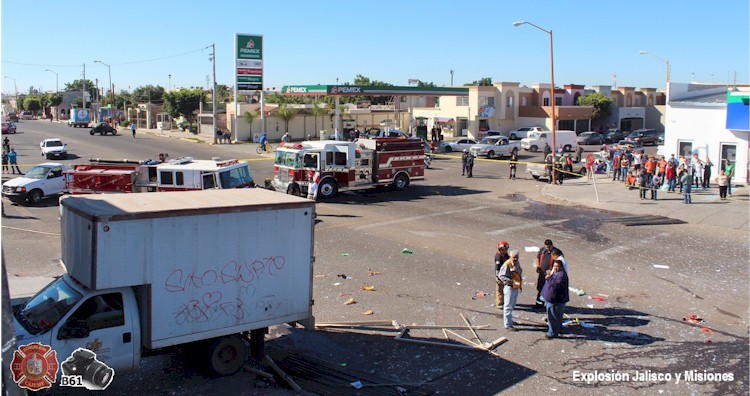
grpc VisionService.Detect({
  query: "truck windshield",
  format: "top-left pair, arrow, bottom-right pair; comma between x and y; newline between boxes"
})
24,166 -> 53,179
528,132 -> 542,139
478,137 -> 499,145
274,151 -> 301,168
218,165 -> 254,189
17,277 -> 82,335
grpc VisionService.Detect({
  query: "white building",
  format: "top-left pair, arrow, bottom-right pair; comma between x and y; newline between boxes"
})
664,83 -> 749,185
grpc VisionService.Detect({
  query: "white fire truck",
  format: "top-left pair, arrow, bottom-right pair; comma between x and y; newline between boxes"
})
64,157 -> 255,194
272,138 -> 425,199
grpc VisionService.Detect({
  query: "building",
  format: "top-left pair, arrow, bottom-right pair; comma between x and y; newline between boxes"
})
664,83 -> 748,185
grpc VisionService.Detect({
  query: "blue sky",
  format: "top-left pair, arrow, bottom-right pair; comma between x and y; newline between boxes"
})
1,0 -> 748,96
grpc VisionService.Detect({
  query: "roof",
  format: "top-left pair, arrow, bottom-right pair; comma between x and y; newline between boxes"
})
670,91 -> 727,104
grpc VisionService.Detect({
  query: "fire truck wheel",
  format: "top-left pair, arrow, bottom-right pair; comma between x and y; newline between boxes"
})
393,173 -> 410,191
287,183 -> 301,196
318,179 -> 338,199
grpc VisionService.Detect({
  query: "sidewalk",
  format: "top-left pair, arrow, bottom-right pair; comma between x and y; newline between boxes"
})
541,174 -> 749,231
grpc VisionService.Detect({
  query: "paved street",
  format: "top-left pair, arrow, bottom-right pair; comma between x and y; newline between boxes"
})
2,121 -> 748,395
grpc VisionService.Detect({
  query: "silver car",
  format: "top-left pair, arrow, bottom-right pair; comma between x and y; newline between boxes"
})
440,138 -> 477,153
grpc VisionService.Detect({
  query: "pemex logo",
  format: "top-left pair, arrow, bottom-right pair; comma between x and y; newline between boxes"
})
10,342 -> 59,391
246,39 -> 255,49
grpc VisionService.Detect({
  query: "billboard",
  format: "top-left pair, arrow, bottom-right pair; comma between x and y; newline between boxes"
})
236,34 -> 263,91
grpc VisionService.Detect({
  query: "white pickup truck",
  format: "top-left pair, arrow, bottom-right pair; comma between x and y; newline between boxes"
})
508,126 -> 544,140
469,136 -> 521,159
1,162 -> 67,204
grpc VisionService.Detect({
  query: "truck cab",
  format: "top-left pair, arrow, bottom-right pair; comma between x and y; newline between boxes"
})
13,275 -> 141,373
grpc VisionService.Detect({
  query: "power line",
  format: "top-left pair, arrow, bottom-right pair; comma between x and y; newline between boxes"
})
1,46 -> 209,68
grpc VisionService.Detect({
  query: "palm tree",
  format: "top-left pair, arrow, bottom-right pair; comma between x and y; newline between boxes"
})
311,99 -> 325,139
242,110 -> 259,137
276,105 -> 295,133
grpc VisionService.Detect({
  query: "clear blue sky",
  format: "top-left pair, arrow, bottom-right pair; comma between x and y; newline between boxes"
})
1,0 -> 748,96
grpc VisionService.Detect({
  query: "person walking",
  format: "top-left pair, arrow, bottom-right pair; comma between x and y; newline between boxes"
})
466,152 -> 475,178
574,143 -> 584,163
498,250 -> 523,331
3,137 -> 10,153
541,260 -> 569,339
724,159 -> 734,196
494,241 -> 510,309
612,151 -> 621,181
461,149 -> 469,176
543,143 -> 552,159
509,152 -> 518,179
650,173 -> 661,200
130,122 -> 137,139
8,148 -> 21,174
680,170 -> 692,204
715,169 -> 729,200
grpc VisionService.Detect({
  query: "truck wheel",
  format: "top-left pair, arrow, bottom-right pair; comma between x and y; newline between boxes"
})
205,335 -> 247,376
27,190 -> 43,205
392,173 -> 410,191
530,145 -> 538,152
318,179 -> 338,199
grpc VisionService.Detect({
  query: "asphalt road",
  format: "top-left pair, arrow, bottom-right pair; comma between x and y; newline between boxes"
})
2,121 -> 747,395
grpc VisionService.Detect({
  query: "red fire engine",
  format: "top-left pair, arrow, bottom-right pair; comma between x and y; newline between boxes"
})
272,138 -> 425,199
64,157 -> 255,194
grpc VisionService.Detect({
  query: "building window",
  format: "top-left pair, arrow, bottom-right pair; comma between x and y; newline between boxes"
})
543,96 -> 550,106
521,97 -> 528,106
456,96 -> 469,106
721,144 -> 737,164
480,97 -> 494,107
506,94 -> 514,108
555,97 -> 562,106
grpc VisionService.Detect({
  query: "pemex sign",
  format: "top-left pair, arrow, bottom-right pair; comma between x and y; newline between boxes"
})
236,34 -> 263,91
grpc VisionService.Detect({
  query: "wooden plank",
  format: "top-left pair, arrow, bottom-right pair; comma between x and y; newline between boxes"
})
444,329 -> 483,348
315,320 -> 394,327
486,336 -> 508,350
403,324 -> 492,330
243,364 -> 275,379
395,336 -> 486,351
265,356 -> 303,394
460,313 -> 483,346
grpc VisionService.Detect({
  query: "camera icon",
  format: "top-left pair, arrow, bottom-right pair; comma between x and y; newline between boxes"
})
60,348 -> 114,390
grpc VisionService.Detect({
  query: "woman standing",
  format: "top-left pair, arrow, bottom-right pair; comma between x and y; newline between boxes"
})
715,170 -> 729,200
541,260 -> 569,339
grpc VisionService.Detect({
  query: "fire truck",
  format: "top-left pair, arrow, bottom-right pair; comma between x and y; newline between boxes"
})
272,138 -> 425,199
64,157 -> 254,194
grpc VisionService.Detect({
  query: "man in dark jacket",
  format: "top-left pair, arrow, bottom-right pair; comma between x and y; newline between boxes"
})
535,239 -> 561,308
461,149 -> 469,176
541,259 -> 569,338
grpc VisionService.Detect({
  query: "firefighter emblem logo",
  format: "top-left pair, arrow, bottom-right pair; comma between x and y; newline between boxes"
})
10,342 -> 59,391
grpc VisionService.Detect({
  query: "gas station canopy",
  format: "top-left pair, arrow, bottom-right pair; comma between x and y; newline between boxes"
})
281,85 -> 469,96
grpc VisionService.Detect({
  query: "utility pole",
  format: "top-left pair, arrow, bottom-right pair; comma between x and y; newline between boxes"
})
45,69 -> 59,120
450,69 -> 454,86
82,64 -> 86,110
208,43 -> 218,144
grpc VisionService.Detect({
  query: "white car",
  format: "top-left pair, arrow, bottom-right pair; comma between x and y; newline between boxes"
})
508,126 -> 544,140
440,138 -> 477,152
40,138 -> 68,159
469,136 -> 521,159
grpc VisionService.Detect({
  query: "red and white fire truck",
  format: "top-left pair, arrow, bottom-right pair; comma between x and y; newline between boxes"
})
272,138 -> 425,199
64,157 -> 255,194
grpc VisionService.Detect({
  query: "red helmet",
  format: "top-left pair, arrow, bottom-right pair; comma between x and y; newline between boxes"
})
497,241 -> 509,249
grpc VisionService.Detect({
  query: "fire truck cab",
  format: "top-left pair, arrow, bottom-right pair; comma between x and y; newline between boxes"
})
272,138 -> 424,199
65,157 -> 254,194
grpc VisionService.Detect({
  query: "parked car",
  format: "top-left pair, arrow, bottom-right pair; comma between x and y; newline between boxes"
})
484,130 -> 509,138
5,113 -> 19,122
1,162 -> 67,205
20,111 -> 33,120
1,122 -> 16,134
626,128 -> 663,146
616,139 -> 645,152
577,132 -> 605,145
40,138 -> 68,159
508,126 -> 544,140
469,136 -> 521,159
90,122 -> 118,136
603,129 -> 627,143
440,138 -> 477,152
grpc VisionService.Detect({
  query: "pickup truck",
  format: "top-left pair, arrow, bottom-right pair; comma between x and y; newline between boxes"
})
508,126 -> 544,140
1,162 -> 67,204
469,136 -> 521,159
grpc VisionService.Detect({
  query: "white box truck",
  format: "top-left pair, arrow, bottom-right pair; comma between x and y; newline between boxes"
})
11,189 -> 315,377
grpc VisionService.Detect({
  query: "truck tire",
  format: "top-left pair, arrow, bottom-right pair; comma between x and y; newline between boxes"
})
318,179 -> 338,199
392,173 -> 410,191
530,145 -> 538,152
205,335 -> 247,376
27,189 -> 43,205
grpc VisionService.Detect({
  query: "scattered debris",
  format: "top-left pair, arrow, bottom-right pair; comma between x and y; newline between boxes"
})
569,287 -> 586,296
341,253 -> 350,256
338,293 -> 352,298
580,322 -> 595,329
402,248 -> 413,254
314,274 -> 327,278
333,282 -> 341,286
586,304 -> 594,309
589,296 -> 607,302
472,290 -> 489,299
362,310 -> 374,316
525,246 -> 540,253
360,285 -> 376,291
265,356 -> 303,393
700,327 -> 714,334
368,271 -> 382,276
337,274 -> 352,279
683,314 -> 704,324
350,381 -> 363,389
653,264 -> 670,269
344,298 -> 356,305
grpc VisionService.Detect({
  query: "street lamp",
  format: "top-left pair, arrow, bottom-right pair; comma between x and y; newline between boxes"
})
639,50 -> 670,87
45,69 -> 59,120
94,60 -> 113,119
4,76 -> 18,111
514,21 -> 558,184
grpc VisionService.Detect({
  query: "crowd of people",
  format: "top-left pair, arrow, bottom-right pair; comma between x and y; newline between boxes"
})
495,239 -> 569,339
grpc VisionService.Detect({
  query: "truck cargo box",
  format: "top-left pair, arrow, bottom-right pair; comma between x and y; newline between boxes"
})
60,189 -> 315,348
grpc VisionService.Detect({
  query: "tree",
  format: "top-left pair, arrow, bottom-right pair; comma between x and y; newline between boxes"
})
310,99 -> 326,136
577,92 -> 613,120
464,77 -> 493,86
242,110 -> 259,136
23,97 -> 41,113
276,105 -> 295,133
133,85 -> 165,103
64,79 -> 97,99
162,88 -> 202,123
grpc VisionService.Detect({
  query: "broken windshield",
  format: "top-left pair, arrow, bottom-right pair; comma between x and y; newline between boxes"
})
18,277 -> 82,334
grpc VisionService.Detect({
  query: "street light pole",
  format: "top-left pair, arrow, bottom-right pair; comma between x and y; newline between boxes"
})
207,44 -> 218,144
94,60 -> 113,120
639,50 -> 670,88
514,21 -> 558,184
45,69 -> 59,120
4,76 -> 18,111
450,69 -> 454,86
